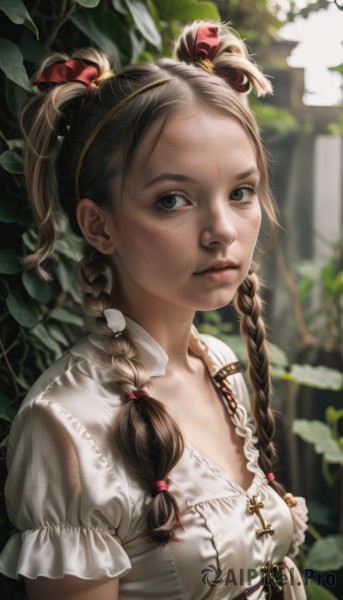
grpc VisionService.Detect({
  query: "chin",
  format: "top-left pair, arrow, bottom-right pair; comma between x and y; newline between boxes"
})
195,292 -> 236,312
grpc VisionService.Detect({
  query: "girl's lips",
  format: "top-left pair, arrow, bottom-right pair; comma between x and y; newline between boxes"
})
193,265 -> 239,283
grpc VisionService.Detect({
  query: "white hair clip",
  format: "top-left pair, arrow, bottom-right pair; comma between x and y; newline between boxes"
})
102,309 -> 126,338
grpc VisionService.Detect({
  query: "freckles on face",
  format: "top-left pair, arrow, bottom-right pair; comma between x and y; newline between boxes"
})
109,106 -> 262,311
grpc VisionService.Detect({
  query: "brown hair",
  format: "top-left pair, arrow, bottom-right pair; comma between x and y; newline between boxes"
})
20,20 -> 284,544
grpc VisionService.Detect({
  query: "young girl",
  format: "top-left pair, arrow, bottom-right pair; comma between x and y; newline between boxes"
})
0,21 -> 307,600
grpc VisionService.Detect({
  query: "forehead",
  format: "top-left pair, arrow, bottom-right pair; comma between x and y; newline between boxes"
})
130,105 -> 257,179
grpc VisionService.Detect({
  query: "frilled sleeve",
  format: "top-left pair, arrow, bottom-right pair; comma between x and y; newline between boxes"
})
0,398 -> 132,580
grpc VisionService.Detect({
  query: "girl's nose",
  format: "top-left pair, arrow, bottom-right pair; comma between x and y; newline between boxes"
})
200,203 -> 238,248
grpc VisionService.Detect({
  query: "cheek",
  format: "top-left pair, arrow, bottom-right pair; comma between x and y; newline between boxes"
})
114,210 -> 194,271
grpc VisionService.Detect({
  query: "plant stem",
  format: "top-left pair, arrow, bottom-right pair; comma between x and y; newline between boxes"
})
44,2 -> 77,51
307,523 -> 322,541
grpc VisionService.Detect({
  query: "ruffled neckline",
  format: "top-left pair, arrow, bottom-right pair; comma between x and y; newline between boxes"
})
88,310 -> 219,378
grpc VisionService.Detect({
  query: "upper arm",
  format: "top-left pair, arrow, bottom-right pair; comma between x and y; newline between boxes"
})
25,575 -> 119,600
1,399 -> 131,581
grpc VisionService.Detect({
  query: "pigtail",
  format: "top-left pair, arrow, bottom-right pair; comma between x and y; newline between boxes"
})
77,246 -> 185,544
235,266 -> 286,497
20,49 -> 113,281
174,21 -> 273,97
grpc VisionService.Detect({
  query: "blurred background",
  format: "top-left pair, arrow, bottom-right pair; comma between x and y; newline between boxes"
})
0,1 -> 342,598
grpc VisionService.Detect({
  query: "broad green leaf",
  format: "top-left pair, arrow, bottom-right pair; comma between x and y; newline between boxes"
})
269,343 -> 289,367
293,420 -> 343,464
1,0 -> 39,39
0,392 -> 16,423
0,249 -> 22,274
0,203 -> 18,223
125,0 -> 161,48
50,307 -> 83,327
46,324 -> 69,347
153,0 -> 220,22
329,63 -> 343,75
6,290 -> 39,328
75,0 -> 101,6
306,580 -> 338,600
70,12 -> 120,63
305,536 -> 343,571
89,9 -> 132,64
326,406 -> 343,425
0,38 -> 31,90
31,324 -> 62,357
22,230 -> 37,251
289,364 -> 343,390
111,0 -> 127,13
295,260 -> 323,281
307,500 -> 333,528
22,269 -> 53,303
0,150 -> 23,174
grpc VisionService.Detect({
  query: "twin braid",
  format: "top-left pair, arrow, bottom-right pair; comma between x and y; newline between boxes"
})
77,246 -> 184,544
235,267 -> 286,498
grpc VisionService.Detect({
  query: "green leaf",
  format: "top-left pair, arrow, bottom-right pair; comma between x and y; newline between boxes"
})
269,343 -> 289,367
49,307 -> 83,327
31,324 -> 62,357
70,12 -> 120,63
75,0 -> 101,6
329,63 -> 343,75
307,500 -> 333,528
22,269 -> 53,303
0,150 -> 23,174
0,203 -> 18,223
306,580 -> 339,600
0,38 -> 31,90
0,392 -> 16,423
326,406 -> 343,425
289,364 -> 343,390
46,324 -> 69,347
153,0 -> 220,22
0,249 -> 22,274
87,7 -> 133,63
305,536 -> 343,571
6,290 -> 39,328
295,260 -> 323,281
111,0 -> 128,13
124,0 -> 161,48
293,419 -> 343,464
1,0 -> 39,39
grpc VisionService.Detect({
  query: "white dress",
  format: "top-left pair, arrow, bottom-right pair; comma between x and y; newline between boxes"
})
0,316 -> 307,599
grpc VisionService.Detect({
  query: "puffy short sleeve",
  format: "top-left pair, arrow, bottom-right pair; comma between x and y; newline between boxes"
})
0,398 -> 132,580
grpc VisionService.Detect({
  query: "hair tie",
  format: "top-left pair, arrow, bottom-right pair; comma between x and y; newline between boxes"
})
150,480 -> 169,496
126,390 -> 150,401
102,308 -> 126,337
33,58 -> 99,92
266,472 -> 275,483
192,24 -> 219,60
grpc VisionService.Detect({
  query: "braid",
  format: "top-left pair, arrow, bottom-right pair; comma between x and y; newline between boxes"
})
77,246 -> 185,544
235,265 -> 286,497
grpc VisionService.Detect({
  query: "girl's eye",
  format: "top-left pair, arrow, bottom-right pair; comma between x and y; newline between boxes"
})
156,193 -> 189,211
230,186 -> 257,203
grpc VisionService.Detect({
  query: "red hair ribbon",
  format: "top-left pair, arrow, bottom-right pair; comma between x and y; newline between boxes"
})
216,66 -> 250,93
193,24 -> 219,60
266,472 -> 275,483
126,390 -> 149,401
150,480 -> 169,496
33,58 -> 99,91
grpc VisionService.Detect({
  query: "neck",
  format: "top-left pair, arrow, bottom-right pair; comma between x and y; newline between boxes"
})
118,297 -> 197,373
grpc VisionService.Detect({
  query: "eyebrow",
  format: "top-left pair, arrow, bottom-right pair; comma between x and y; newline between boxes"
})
143,167 -> 260,189
234,167 -> 260,181
143,173 -> 197,189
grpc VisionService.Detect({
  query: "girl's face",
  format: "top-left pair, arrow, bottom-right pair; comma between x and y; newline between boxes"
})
108,106 -> 262,318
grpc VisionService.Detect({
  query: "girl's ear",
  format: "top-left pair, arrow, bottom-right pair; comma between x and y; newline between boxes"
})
76,198 -> 116,254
